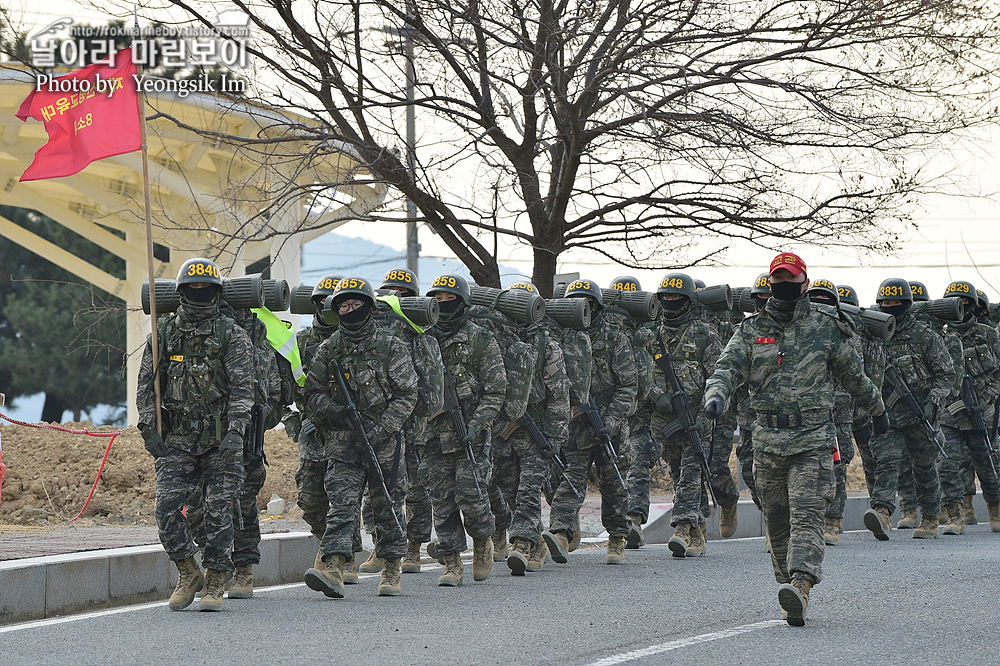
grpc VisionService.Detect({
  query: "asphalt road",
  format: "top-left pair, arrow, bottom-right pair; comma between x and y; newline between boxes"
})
3,525 -> 999,666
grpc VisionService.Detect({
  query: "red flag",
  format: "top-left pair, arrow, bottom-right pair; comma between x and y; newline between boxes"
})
16,48 -> 140,182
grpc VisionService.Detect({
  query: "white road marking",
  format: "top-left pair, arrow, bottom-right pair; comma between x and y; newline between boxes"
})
582,620 -> 786,666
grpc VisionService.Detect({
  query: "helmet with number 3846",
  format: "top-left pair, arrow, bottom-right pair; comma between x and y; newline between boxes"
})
176,257 -> 222,288
427,274 -> 471,305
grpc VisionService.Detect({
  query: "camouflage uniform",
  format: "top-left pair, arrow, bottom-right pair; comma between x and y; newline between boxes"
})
548,312 -> 638,540
422,317 -> 507,555
871,310 -> 954,518
705,297 -> 884,585
137,301 -> 254,572
938,318 -> 1000,508
497,322 -> 571,546
639,306 -> 721,527
303,316 -> 418,561
701,305 -> 742,509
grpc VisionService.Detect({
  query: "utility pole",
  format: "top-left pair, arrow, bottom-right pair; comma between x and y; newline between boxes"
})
404,7 -> 420,277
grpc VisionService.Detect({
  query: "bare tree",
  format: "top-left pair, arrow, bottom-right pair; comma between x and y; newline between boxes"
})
74,0 -> 1000,291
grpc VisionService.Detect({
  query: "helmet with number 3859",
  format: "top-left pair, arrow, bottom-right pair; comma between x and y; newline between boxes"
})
427,274 -> 471,305
176,257 -> 223,288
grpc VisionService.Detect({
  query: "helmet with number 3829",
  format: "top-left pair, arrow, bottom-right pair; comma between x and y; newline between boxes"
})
427,274 -> 471,305
176,257 -> 223,288
943,280 -> 976,302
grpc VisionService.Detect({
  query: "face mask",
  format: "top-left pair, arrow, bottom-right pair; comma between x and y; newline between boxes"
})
974,305 -> 988,320
809,294 -> 836,307
182,285 -> 218,303
338,301 -> 371,330
881,303 -> 909,320
770,280 -> 804,302
436,299 -> 466,330
754,296 -> 770,311
660,297 -> 689,318
963,307 -> 976,323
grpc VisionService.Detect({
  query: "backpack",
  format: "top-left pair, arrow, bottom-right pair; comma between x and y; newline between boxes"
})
468,306 -> 536,421
373,304 -> 445,419
157,312 -> 234,419
632,325 -> 655,404
553,322 -> 592,409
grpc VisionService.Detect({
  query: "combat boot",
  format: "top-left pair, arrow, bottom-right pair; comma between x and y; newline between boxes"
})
686,523 -> 707,557
359,552 -> 384,573
606,536 -> 626,564
228,564 -> 253,599
988,503 -> 1000,532
426,540 -> 445,565
568,515 -> 582,552
863,506 -> 891,541
377,558 -> 402,596
942,503 -> 965,535
626,514 -> 645,550
913,513 -> 939,539
472,538 -> 494,581
719,503 -> 738,538
895,508 -> 919,529
507,537 -> 532,576
937,510 -> 948,526
304,554 -> 346,598
491,529 -> 509,562
965,496 -> 979,525
437,553 -> 464,587
764,531 -> 771,553
199,569 -> 226,612
542,530 -> 570,564
823,518 -> 841,546
313,548 -> 323,572
526,539 -> 549,572
778,575 -> 812,627
402,541 -> 422,574
168,556 -> 205,611
344,554 -> 360,585
668,522 -> 692,558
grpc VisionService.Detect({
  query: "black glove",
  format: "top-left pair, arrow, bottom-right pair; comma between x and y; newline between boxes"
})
872,412 -> 890,437
323,404 -> 350,424
363,426 -> 380,444
654,394 -> 673,415
853,418 -> 874,443
704,395 -> 725,420
299,419 -> 317,442
221,431 -> 243,453
461,424 -> 480,445
922,400 -> 937,424
140,425 -> 168,459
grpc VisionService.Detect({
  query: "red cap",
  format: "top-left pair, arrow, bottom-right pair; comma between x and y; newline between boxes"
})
769,252 -> 807,277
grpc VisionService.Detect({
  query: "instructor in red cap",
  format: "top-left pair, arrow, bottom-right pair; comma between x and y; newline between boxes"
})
703,252 -> 889,626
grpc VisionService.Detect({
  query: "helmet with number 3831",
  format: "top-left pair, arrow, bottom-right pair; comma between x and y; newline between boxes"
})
876,278 -> 913,303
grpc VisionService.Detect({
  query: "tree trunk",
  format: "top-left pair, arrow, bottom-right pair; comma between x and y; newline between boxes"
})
40,394 -> 68,424
531,246 -> 560,298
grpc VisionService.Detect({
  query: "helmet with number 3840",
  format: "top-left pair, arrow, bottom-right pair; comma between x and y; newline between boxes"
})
176,257 -> 222,288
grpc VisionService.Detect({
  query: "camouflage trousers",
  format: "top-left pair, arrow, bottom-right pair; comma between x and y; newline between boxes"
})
870,422 -> 941,516
296,457 -> 329,541
491,430 -> 549,544
735,424 -> 760,509
549,421 -> 629,539
853,422 -> 876,497
155,446 -> 244,572
661,430 -> 710,527
625,421 -> 659,523
404,441 -> 434,544
419,434 -> 495,555
708,412 -> 740,509
939,425 -> 1000,506
487,444 -> 512,534
755,448 -> 834,585
320,451 -> 407,561
826,422 -> 856,520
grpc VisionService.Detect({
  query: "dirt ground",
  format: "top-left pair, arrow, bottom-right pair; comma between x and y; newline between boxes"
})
0,420 -> 869,527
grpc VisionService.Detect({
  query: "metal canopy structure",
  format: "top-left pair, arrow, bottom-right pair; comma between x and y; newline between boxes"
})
0,71 -> 386,424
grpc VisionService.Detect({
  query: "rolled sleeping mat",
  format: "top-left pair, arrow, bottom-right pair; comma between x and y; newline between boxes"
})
545,297 -> 591,330
600,288 -> 658,323
912,297 -> 964,323
321,295 -> 340,327
693,284 -> 733,312
840,303 -> 895,341
553,283 -> 567,299
141,279 -> 182,315
735,287 -> 758,313
262,279 -> 291,312
222,275 -> 265,309
469,286 -> 546,325
375,295 -> 440,328
289,284 -> 318,315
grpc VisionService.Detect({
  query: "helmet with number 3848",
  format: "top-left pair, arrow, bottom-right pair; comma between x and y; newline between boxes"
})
656,273 -> 696,299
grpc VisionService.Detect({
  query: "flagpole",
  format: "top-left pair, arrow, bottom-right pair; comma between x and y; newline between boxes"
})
134,9 -> 162,434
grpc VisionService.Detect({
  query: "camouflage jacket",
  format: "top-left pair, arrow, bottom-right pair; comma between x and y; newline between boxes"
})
234,310 -> 283,430
521,323 -> 571,447
941,318 -> 1000,430
835,311 -> 886,425
303,318 -> 418,464
137,304 -> 254,454
428,317 -> 508,454
586,313 -> 638,433
704,297 -> 884,456
648,308 -> 722,437
281,316 -> 337,459
881,311 -> 956,426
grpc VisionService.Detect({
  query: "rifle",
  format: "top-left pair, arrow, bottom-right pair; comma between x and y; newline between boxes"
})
516,412 -> 583,500
959,375 -> 999,477
580,396 -> 626,490
653,340 -> 717,507
992,396 -> 1000,445
329,357 -> 403,533
442,372 -> 484,500
883,361 -> 948,458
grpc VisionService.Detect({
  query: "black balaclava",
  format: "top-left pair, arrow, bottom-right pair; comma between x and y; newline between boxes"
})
770,280 -> 805,303
660,295 -> 690,319
182,284 -> 218,304
881,302 -> 910,321
338,298 -> 373,331
809,294 -> 837,307
179,284 -> 220,322
754,296 -> 770,312
436,298 -> 467,332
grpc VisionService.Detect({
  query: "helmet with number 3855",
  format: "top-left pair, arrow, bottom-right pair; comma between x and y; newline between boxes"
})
381,268 -> 419,295
427,274 -> 471,305
176,257 -> 223,288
